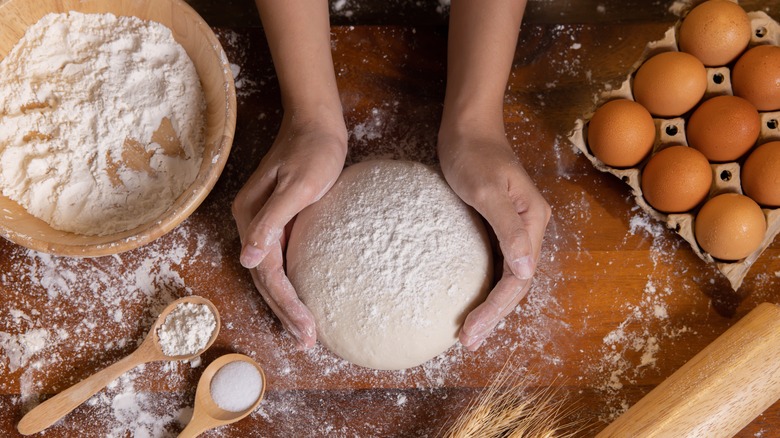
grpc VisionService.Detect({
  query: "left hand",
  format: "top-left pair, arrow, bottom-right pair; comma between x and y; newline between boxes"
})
438,125 -> 551,351
232,111 -> 348,349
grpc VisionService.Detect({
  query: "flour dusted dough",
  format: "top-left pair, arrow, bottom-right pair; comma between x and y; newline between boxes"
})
286,160 -> 492,370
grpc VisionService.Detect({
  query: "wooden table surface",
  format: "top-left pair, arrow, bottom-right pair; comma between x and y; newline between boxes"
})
3,0 -> 780,436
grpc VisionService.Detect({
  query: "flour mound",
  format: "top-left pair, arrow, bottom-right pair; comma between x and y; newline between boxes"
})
0,12 -> 205,236
286,160 -> 492,370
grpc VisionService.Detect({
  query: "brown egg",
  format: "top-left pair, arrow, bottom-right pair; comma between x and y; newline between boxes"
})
694,193 -> 766,260
633,51 -> 708,117
587,99 -> 656,168
641,145 -> 712,213
678,0 -> 752,66
742,141 -> 780,207
686,95 -> 760,162
732,45 -> 780,111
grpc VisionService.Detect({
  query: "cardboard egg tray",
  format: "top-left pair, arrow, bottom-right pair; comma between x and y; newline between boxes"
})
569,10 -> 780,290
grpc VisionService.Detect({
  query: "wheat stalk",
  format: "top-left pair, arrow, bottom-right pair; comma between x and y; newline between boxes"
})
442,362 -> 586,438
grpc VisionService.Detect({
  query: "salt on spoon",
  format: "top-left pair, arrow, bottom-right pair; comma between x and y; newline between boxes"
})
17,295 -> 220,436
178,353 -> 266,437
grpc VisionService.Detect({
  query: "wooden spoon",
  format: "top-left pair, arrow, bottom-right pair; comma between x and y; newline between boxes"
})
17,295 -> 221,435
178,354 -> 266,438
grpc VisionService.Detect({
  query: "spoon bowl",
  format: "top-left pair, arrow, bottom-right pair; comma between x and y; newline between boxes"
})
150,295 -> 221,361
178,354 -> 266,437
17,295 -> 220,435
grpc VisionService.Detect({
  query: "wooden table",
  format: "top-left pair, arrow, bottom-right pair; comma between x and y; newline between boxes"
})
2,1 -> 780,436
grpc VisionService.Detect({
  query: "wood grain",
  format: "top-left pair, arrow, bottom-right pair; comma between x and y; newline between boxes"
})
597,302 -> 780,437
15,296 -> 219,435
2,1 -> 780,437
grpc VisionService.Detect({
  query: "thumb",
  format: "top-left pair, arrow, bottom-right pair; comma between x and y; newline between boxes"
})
473,193 -> 535,280
239,182 -> 321,269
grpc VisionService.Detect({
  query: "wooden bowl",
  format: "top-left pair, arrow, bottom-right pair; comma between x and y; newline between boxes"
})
0,0 -> 236,257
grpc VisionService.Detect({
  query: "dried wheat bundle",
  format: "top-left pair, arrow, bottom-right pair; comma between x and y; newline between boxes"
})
443,363 -> 584,438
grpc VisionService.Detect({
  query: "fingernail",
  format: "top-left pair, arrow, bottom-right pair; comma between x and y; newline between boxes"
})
511,256 -> 534,280
470,338 -> 486,351
464,333 -> 487,351
464,321 -> 486,339
288,326 -> 310,350
240,243 -> 266,269
462,328 -> 484,345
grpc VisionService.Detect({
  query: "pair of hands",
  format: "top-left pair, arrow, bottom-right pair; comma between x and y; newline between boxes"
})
232,113 -> 551,351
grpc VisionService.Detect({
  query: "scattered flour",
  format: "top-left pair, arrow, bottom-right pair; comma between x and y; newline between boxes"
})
3,17 -> 767,435
586,211 -> 697,423
0,329 -> 48,372
330,0 -> 451,18
0,12 -> 205,235
1,221 -> 223,436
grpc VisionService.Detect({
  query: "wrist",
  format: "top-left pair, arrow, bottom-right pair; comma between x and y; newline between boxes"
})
438,106 -> 506,149
282,91 -> 343,119
441,92 -> 505,129
278,70 -> 343,126
283,104 -> 349,150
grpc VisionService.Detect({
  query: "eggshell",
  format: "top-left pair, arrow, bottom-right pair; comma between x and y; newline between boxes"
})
587,99 -> 656,168
732,45 -> 780,111
641,145 -> 712,213
678,0 -> 752,66
694,193 -> 766,261
742,141 -> 780,207
686,95 -> 760,162
633,51 -> 708,117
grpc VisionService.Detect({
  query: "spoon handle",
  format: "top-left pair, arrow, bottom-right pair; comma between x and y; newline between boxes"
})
178,413 -> 214,438
17,343 -> 153,435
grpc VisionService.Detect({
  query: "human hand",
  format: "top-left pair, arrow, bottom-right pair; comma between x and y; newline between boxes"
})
232,111 -> 347,349
438,125 -> 551,351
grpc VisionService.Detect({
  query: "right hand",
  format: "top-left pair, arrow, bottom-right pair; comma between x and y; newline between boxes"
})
232,110 -> 347,349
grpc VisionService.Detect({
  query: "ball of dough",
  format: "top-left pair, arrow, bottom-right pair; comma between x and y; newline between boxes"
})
286,160 -> 492,370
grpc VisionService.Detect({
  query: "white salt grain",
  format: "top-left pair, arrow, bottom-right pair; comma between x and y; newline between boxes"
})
209,361 -> 263,412
157,303 -> 216,357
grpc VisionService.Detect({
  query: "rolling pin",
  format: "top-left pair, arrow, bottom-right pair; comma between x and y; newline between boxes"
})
597,302 -> 780,437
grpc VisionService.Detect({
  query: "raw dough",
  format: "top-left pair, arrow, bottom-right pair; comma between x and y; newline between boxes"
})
286,160 -> 492,370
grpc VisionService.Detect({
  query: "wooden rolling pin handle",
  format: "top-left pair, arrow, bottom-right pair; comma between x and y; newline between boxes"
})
597,302 -> 780,438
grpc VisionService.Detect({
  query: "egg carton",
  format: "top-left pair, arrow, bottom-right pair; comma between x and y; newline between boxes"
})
569,10 -> 780,291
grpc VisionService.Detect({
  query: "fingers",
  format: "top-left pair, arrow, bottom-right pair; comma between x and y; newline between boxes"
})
238,177 -> 323,269
232,166 -> 317,349
459,263 -> 531,351
471,168 -> 551,282
479,194 -> 535,279
450,166 -> 550,351
251,243 -> 317,349
232,164 -> 276,243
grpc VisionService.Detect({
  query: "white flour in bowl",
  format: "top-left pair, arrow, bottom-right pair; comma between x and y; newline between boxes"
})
0,12 -> 205,236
